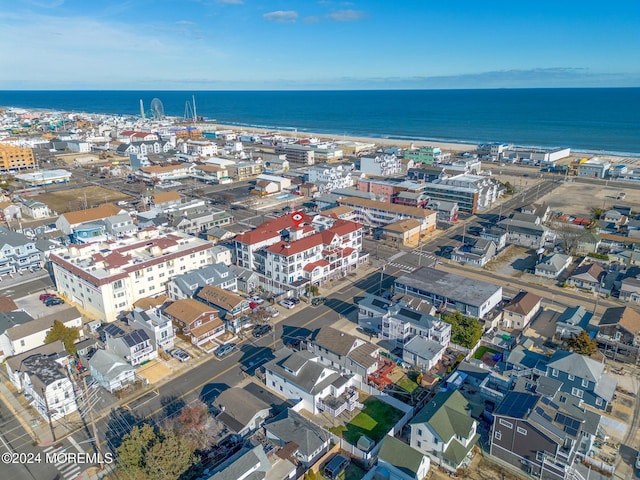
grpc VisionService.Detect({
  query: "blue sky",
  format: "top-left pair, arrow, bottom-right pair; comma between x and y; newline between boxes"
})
1,0 -> 638,89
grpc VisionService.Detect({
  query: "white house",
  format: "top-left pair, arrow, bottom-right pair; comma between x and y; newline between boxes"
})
403,336 -> 446,372
87,349 -> 136,393
105,328 -> 157,366
20,199 -> 51,219
126,307 -> 176,350
409,389 -> 479,472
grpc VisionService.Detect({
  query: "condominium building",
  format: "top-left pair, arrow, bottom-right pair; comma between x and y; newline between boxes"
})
360,154 -> 402,177
336,196 -> 437,231
419,174 -> 503,214
0,144 -> 35,172
307,165 -> 354,193
50,228 -> 215,322
275,144 -> 315,166
404,146 -> 450,165
136,163 -> 196,184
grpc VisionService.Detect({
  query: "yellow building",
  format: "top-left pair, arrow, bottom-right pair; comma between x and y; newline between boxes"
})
0,144 -> 35,171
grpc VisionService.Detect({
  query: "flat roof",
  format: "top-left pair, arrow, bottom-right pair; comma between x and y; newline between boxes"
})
395,266 -> 501,307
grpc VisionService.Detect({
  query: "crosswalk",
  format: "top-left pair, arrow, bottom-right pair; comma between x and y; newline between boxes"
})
387,262 -> 417,273
42,445 -> 82,480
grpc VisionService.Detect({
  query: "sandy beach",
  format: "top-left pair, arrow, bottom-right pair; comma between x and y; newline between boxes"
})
212,123 -> 477,153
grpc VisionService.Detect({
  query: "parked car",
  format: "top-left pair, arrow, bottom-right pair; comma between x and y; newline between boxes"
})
288,297 -> 300,305
279,300 -> 295,309
215,343 -> 237,358
265,307 -> 280,318
250,296 -> 264,305
311,297 -> 326,306
252,324 -> 272,338
170,349 -> 191,362
40,293 -> 57,301
44,297 -> 64,306
249,301 -> 260,309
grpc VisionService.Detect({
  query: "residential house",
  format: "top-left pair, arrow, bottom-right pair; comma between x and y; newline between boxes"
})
409,389 -> 479,472
403,336 -> 446,371
378,302 -> 450,347
55,203 -> 124,235
357,294 -> 394,333
451,239 -> 497,267
503,346 -> 549,377
0,202 -> 21,221
425,199 -> 459,224
105,327 -> 157,366
567,263 -> 606,292
104,213 -> 137,239
535,254 -> 572,279
376,435 -> 431,480
264,347 -> 354,415
502,291 -> 542,330
126,307 -> 176,350
228,265 -> 260,294
0,307 -> 83,360
167,263 -> 237,300
150,190 -> 182,211
87,349 -> 136,393
619,276 -> 640,303
307,326 -> 379,382
521,203 -> 552,223
490,391 -> 598,480
480,227 -> 508,251
597,306 -> 640,364
196,285 -> 250,332
555,306 -> 593,340
395,266 -> 503,319
264,408 -> 332,468
214,387 -> 270,437
576,232 -> 601,254
20,199 -> 51,219
498,217 -> 551,249
0,226 -> 42,274
163,298 -> 224,350
5,342 -> 77,421
545,351 -> 616,411
206,444 -> 295,480
381,219 -> 423,247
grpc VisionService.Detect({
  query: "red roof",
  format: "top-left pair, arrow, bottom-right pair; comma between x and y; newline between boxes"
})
235,213 -> 314,246
303,259 -> 330,272
267,232 -> 324,257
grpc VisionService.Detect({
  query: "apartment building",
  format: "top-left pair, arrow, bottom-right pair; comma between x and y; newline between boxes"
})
136,163 -> 196,184
307,164 -> 354,193
275,144 -> 315,166
183,139 -> 218,157
404,146 -> 450,165
336,197 -> 437,231
360,154 -> 402,177
50,228 -> 214,322
419,174 -> 503,214
0,144 -> 35,172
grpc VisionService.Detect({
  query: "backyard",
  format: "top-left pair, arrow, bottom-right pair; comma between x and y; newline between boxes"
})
327,398 -> 404,445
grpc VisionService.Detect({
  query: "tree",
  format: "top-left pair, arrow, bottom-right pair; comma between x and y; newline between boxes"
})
304,469 -> 318,480
164,399 -> 224,451
248,308 -> 273,325
590,206 -> 604,220
551,219 -> 584,256
441,311 -> 483,349
566,330 -> 598,356
44,320 -> 79,355
116,423 -> 199,480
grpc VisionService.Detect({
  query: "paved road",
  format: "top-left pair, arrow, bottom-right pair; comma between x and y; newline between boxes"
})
77,265 -> 405,456
0,398 -> 58,480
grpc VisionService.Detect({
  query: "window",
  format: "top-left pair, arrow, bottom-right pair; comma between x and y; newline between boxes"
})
517,427 -> 527,435
551,368 -> 558,377
568,374 -> 575,381
499,419 -> 513,429
417,441 -> 422,448
596,397 -> 603,406
494,431 -> 502,440
417,429 -> 423,436
581,378 -> 589,388
571,387 -> 583,398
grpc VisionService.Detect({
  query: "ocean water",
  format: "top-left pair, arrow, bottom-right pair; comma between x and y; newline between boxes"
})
0,89 -> 638,155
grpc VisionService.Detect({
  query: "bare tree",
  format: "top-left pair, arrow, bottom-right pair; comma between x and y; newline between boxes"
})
550,220 -> 585,255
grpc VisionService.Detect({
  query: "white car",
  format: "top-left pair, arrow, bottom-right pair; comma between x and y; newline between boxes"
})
171,349 -> 191,362
250,296 -> 265,305
279,300 -> 295,309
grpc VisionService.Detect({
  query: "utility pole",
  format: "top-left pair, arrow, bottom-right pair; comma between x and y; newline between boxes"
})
82,376 -> 102,458
42,388 -> 57,442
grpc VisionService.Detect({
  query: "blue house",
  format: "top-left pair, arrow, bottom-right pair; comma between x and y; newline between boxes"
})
545,351 -> 616,411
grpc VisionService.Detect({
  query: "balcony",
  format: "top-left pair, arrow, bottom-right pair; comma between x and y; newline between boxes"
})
316,388 -> 362,417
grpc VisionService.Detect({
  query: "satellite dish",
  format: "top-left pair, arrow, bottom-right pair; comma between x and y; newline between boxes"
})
150,98 -> 165,120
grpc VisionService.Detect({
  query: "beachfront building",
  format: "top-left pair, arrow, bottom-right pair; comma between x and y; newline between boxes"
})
360,154 -> 402,177
275,144 -> 315,166
577,158 -> 611,178
50,229 -> 215,322
404,146 -> 450,165
0,144 -> 35,172
336,197 -> 437,231
395,266 -> 502,319
418,174 -> 503,214
502,146 -> 571,166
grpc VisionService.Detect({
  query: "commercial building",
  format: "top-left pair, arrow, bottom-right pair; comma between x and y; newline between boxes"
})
275,144 -> 315,166
14,169 -> 72,187
50,228 -> 215,322
395,266 -> 502,319
577,158 -> 611,178
0,144 -> 35,171
336,197 -> 437,231
404,146 -> 450,165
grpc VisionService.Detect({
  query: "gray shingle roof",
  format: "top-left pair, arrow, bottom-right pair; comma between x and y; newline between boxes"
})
265,409 -> 330,459
215,388 -> 270,431
547,351 -> 604,382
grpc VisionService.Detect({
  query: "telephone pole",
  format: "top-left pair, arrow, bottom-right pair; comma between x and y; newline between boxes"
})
82,376 -> 102,458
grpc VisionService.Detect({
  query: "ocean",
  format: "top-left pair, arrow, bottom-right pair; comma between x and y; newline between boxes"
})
0,88 -> 638,155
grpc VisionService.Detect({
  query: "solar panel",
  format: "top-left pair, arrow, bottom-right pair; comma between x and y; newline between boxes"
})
372,299 -> 389,309
399,308 -> 422,321
565,427 -> 579,437
497,392 -> 539,418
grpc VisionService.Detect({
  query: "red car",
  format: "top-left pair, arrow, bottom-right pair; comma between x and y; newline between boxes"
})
39,293 -> 57,301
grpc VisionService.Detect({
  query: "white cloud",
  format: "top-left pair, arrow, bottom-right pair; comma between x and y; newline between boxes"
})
326,9 -> 365,22
263,10 -> 298,24
216,0 -> 243,3
176,20 -> 196,25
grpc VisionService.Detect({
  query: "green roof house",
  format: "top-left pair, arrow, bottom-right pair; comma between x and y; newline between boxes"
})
378,435 -> 431,480
409,389 -> 479,472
